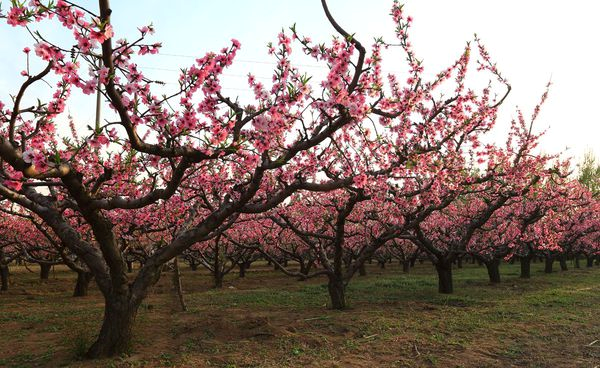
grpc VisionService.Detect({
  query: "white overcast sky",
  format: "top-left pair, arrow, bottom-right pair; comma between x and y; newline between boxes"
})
1,1 -> 598,165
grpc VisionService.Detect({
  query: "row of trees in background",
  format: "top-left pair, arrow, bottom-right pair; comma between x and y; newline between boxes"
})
0,0 -> 598,359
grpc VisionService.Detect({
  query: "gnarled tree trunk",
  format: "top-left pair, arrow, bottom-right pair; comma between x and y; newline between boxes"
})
358,262 -> 366,276
485,258 -> 501,283
40,263 -> 51,280
558,255 -> 568,271
86,293 -> 139,358
520,255 -> 532,279
587,256 -> 594,268
435,261 -> 453,294
238,262 -> 248,278
73,271 -> 94,297
327,276 -> 346,310
544,256 -> 554,274
402,260 -> 410,273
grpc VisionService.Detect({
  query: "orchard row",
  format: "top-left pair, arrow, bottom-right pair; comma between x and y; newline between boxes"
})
0,0 -> 598,358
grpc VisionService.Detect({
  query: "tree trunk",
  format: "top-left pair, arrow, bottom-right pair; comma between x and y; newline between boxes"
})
238,263 -> 247,278
126,261 -> 133,273
358,263 -> 366,276
402,260 -> 410,273
456,257 -> 463,269
587,256 -> 594,268
520,256 -> 532,279
73,271 -> 94,297
0,265 -> 8,291
214,271 -> 223,288
574,255 -> 580,269
558,255 -> 568,271
485,259 -> 501,283
435,261 -> 453,294
171,258 -> 187,311
327,277 -> 346,310
595,255 -> 600,266
378,260 -> 385,269
40,263 -> 51,280
298,260 -> 313,280
86,295 -> 138,358
544,256 -> 554,274
190,261 -> 198,271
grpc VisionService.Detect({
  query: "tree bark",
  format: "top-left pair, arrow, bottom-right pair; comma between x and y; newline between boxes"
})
171,258 -> 187,311
485,259 -> 501,283
520,255 -> 532,279
238,263 -> 246,278
40,263 -> 51,280
558,255 -> 568,271
456,257 -> 463,269
86,295 -> 138,358
402,260 -> 410,273
0,265 -> 8,291
126,261 -> 133,273
587,256 -> 594,268
214,271 -> 223,288
574,254 -> 580,269
435,261 -> 453,294
358,263 -> 366,276
73,271 -> 94,297
298,260 -> 313,279
544,256 -> 554,274
327,276 -> 346,310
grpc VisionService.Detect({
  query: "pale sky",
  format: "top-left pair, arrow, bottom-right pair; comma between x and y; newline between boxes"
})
1,1 -> 598,165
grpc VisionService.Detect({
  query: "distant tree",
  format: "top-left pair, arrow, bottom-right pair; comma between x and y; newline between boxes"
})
578,150 -> 600,197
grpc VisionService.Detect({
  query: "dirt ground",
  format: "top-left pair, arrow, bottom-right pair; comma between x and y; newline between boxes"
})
1,261 -> 599,367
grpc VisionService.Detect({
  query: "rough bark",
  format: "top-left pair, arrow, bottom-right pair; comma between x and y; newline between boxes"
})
558,255 -> 568,271
587,256 -> 594,268
214,271 -> 223,288
520,256 -> 532,279
86,294 -> 139,358
298,260 -> 314,280
40,263 -> 51,280
544,256 -> 554,274
73,271 -> 94,297
171,258 -> 187,311
402,260 -> 410,273
358,263 -> 366,276
238,262 -> 247,278
327,276 -> 346,310
485,259 -> 501,283
435,261 -> 453,294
